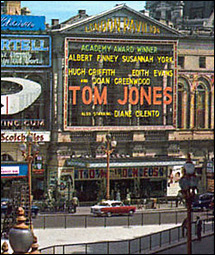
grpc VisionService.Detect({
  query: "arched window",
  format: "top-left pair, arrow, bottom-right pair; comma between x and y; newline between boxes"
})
1,154 -> 14,161
177,78 -> 190,129
194,80 -> 210,129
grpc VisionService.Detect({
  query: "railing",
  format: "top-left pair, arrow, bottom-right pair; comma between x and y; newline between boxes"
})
39,218 -> 214,254
32,210 -> 213,229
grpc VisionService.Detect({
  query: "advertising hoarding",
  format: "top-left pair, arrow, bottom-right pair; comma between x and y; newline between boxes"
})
64,38 -> 177,130
1,163 -> 28,178
1,15 -> 45,31
1,35 -> 51,67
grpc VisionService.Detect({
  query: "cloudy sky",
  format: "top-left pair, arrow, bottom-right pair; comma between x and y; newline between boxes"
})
22,1 -> 146,24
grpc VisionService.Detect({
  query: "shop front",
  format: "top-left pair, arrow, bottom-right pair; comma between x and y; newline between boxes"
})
1,162 -> 28,198
63,157 -> 193,202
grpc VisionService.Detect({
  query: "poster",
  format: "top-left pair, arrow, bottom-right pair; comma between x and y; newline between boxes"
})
167,165 -> 183,196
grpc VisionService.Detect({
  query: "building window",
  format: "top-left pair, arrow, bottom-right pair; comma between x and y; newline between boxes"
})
1,154 -> 14,161
177,78 -> 190,129
178,56 -> 184,68
199,57 -> 206,68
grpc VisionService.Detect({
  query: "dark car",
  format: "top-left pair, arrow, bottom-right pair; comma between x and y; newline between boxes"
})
209,197 -> 214,214
192,192 -> 214,211
1,198 -> 39,218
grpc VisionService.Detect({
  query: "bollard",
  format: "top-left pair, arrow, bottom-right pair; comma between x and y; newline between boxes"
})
29,235 -> 41,254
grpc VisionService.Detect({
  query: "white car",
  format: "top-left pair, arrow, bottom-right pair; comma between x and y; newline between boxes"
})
91,200 -> 136,217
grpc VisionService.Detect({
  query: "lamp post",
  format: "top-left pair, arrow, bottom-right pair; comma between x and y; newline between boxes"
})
102,134 -> 117,200
179,153 -> 198,254
20,132 -> 39,232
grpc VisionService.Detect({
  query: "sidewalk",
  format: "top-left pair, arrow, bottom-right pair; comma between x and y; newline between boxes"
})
1,223 -> 181,253
152,233 -> 214,254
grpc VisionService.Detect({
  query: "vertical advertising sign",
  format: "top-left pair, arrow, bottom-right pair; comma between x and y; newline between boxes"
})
64,38 -> 177,130
167,166 -> 183,196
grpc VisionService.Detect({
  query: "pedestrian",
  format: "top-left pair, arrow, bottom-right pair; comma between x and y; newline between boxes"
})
175,196 -> 179,207
72,195 -> 79,213
182,217 -> 188,237
196,216 -> 202,241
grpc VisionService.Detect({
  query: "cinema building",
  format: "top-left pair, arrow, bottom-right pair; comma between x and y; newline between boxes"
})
48,4 -> 214,202
1,1 -> 52,199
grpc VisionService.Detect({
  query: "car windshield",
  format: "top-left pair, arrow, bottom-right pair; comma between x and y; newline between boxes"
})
98,202 -> 109,206
112,202 -> 123,206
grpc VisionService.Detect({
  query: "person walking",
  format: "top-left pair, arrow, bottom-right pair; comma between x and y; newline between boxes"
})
196,216 -> 202,241
182,217 -> 188,237
72,195 -> 79,213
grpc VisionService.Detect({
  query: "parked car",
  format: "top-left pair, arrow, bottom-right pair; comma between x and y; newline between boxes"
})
209,197 -> 214,214
191,192 -> 214,211
91,200 -> 136,217
1,198 -> 39,218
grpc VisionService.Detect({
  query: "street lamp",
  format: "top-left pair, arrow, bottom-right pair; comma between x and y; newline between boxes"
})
20,131 -> 39,232
179,153 -> 198,254
102,133 -> 117,200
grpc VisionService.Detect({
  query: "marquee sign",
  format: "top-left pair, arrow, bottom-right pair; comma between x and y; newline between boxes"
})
1,35 -> 51,67
64,37 -> 177,130
74,166 -> 167,180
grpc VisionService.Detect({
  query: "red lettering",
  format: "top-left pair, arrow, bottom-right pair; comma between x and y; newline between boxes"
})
132,168 -> 138,177
89,169 -> 95,178
82,86 -> 92,105
129,87 -> 139,105
117,87 -> 128,105
140,87 -> 151,105
69,86 -> 80,105
163,87 -> 173,105
153,87 -> 162,105
79,170 -> 84,179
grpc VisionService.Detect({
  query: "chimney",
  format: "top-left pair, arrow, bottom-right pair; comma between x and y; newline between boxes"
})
51,19 -> 59,26
78,10 -> 86,16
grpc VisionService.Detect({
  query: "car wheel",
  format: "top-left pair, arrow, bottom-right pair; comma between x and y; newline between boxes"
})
128,210 -> 134,216
107,212 -> 112,217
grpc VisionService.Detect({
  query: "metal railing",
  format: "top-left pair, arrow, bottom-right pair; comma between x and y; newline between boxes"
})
39,218 -> 214,254
32,210 -> 213,229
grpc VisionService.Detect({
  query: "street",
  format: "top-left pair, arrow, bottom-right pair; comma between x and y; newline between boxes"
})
31,207 -> 212,229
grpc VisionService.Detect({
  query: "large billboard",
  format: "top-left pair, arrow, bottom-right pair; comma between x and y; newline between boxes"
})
1,35 -> 51,67
64,38 -> 177,130
1,15 -> 46,31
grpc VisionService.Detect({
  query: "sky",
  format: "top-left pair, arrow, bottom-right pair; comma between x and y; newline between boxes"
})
21,1 -> 146,25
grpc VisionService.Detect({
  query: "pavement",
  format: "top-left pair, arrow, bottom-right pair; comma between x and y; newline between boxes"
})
1,204 -> 214,254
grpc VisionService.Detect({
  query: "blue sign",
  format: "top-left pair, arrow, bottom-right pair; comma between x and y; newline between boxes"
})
1,15 -> 45,31
1,163 -> 28,178
1,35 -> 51,67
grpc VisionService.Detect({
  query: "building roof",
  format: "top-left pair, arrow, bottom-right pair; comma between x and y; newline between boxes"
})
50,3 -> 181,36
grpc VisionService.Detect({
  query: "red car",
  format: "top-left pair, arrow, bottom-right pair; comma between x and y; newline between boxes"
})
91,200 -> 136,217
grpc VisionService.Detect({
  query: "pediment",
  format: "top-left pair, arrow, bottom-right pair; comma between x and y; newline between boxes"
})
53,4 -> 181,38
